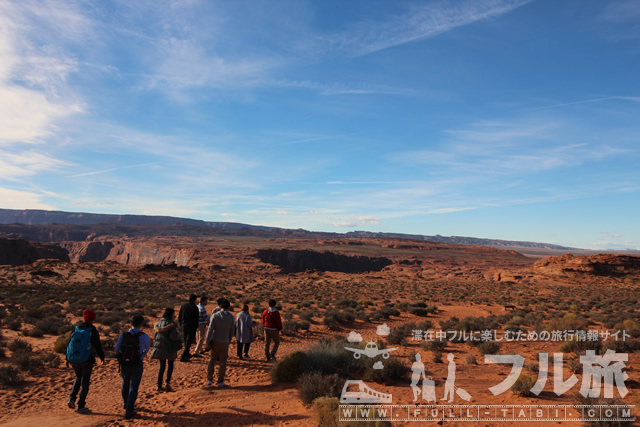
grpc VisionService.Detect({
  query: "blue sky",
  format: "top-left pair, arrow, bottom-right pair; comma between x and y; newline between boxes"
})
1,0 -> 639,250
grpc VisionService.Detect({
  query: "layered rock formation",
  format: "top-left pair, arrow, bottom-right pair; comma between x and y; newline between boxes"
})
0,238 -> 70,265
533,254 -> 640,278
255,248 -> 393,273
62,240 -> 196,266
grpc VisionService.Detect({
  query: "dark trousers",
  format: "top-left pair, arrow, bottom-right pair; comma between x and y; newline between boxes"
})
158,359 -> 174,388
70,362 -> 93,409
121,362 -> 144,413
237,342 -> 251,358
181,326 -> 197,360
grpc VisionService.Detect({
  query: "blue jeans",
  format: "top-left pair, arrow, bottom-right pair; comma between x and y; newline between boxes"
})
120,362 -> 144,413
70,362 -> 93,408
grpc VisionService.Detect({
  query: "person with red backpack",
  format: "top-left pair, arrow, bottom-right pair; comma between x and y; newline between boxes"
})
115,315 -> 150,420
66,309 -> 105,414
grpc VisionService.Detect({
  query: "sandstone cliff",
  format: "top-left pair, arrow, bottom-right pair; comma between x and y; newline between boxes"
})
0,238 -> 70,266
61,240 -> 196,266
533,254 -> 640,278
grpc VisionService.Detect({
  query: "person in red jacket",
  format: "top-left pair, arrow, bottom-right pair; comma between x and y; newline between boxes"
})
262,299 -> 283,361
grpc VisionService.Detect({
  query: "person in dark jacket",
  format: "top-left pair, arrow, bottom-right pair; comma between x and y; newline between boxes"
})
150,308 -> 181,391
178,294 -> 200,362
67,309 -> 105,414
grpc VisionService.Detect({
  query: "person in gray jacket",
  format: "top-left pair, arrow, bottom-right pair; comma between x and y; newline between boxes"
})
235,304 -> 256,359
150,308 -> 181,392
204,298 -> 235,387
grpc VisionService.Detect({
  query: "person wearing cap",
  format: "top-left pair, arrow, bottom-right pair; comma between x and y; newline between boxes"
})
66,309 -> 105,414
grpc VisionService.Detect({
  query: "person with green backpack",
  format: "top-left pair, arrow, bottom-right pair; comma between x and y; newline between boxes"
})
66,309 -> 105,414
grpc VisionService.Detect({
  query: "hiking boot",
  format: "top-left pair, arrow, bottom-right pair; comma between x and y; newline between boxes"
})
124,410 -> 136,420
157,386 -> 164,392
206,380 -> 213,386
243,355 -> 251,359
67,401 -> 75,410
165,384 -> 172,392
217,382 -> 228,388
77,407 -> 90,414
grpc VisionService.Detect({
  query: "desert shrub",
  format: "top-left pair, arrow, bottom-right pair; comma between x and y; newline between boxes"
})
98,312 -> 126,327
305,339 -> 362,376
54,331 -> 72,354
465,353 -> 477,365
356,312 -> 371,322
477,341 -> 500,356
433,351 -> 443,363
0,366 -> 23,386
26,327 -> 45,338
42,353 -> 62,368
8,338 -> 32,352
374,306 -> 400,319
7,319 -> 21,331
511,374 -> 536,397
544,315 -> 589,332
10,349 -> 42,371
408,307 -> 429,316
322,309 -> 355,328
299,311 -> 314,323
298,371 -> 342,404
299,320 -> 311,330
336,298 -> 358,309
396,302 -> 409,312
32,317 -> 70,336
283,320 -> 302,334
422,338 -> 447,352
363,357 -> 408,383
525,361 -> 539,374
312,397 -> 339,427
271,351 -> 309,383
386,327 -> 408,346
559,338 -> 602,355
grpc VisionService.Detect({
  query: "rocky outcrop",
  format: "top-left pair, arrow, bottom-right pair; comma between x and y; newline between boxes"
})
534,254 -> 640,278
255,249 -> 393,273
62,240 -> 196,266
0,238 -> 70,265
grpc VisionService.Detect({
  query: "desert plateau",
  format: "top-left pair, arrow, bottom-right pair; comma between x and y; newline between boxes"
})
0,229 -> 639,426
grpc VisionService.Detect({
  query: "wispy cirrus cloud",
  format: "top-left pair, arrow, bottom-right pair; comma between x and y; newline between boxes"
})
323,0 -> 531,57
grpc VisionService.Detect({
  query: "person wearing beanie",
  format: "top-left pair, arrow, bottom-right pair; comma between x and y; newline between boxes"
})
66,309 -> 105,414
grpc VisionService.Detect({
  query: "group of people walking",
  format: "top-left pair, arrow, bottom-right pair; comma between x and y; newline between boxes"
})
65,296 -> 283,420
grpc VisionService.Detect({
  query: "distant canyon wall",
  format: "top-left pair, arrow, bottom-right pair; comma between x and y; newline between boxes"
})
0,238 -> 70,266
533,254 -> 640,278
0,237 -> 194,267
255,248 -> 393,273
61,241 -> 196,266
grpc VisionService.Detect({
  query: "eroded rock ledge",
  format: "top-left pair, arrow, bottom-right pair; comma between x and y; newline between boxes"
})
255,248 -> 393,273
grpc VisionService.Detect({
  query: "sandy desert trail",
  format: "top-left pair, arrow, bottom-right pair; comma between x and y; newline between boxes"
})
0,333 -> 316,427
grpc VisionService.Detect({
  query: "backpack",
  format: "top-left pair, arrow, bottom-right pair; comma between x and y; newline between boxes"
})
117,331 -> 142,366
66,326 -> 93,363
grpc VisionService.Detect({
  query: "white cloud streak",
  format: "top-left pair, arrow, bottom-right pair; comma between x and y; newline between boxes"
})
324,0 -> 531,57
